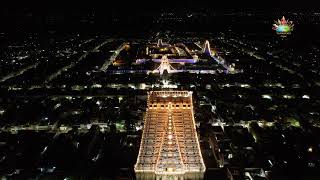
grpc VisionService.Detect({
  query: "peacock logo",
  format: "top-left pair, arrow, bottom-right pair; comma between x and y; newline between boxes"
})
272,16 -> 294,37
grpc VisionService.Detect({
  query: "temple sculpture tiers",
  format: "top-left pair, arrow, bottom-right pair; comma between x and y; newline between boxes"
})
135,91 -> 206,180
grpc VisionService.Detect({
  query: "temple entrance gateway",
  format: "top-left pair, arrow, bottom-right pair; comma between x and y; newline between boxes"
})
135,91 -> 206,180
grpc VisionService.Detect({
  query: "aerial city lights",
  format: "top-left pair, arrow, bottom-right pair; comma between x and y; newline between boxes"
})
0,7 -> 319,180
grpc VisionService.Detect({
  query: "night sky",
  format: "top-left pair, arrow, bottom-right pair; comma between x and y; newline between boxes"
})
0,0 -> 319,35
1,0 -> 319,12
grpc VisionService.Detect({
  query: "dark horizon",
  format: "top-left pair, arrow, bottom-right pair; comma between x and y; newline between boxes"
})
1,2 -> 320,179
1,0 -> 320,12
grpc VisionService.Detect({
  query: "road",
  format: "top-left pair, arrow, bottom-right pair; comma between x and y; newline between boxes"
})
0,62 -> 40,83
1,123 -> 111,134
100,42 -> 127,71
45,39 -> 113,83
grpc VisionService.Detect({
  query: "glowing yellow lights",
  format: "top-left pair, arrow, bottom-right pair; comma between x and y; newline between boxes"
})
167,168 -> 174,172
308,147 -> 313,153
135,91 -> 206,179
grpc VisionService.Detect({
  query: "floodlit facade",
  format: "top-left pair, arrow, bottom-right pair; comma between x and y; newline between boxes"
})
153,55 -> 176,75
203,40 -> 212,56
135,91 -> 206,180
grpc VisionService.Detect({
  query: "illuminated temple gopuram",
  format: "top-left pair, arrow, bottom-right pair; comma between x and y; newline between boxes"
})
135,91 -> 206,180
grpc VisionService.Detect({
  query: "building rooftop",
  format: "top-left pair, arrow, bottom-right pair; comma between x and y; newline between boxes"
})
135,91 -> 205,178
